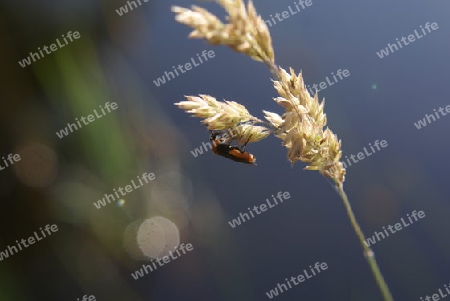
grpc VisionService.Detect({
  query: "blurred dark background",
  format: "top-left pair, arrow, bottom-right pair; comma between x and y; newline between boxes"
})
1,0 -> 450,300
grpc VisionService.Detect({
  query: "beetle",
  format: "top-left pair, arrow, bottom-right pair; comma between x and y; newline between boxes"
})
209,131 -> 256,165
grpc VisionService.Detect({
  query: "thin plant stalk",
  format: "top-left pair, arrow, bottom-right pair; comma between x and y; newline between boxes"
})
269,61 -> 394,301
172,1 -> 395,299
334,181 -> 394,301
270,62 -> 394,301
270,60 -> 394,301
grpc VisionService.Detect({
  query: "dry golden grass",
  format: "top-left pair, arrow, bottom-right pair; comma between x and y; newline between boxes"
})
173,0 -> 345,183
173,1 -> 393,300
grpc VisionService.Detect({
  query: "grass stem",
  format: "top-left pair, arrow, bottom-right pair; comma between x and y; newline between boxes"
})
334,181 -> 394,301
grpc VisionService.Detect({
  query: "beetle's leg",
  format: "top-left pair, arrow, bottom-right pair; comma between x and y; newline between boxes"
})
239,135 -> 252,152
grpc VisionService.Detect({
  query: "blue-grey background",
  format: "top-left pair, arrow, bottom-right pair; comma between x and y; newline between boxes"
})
1,0 -> 449,300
